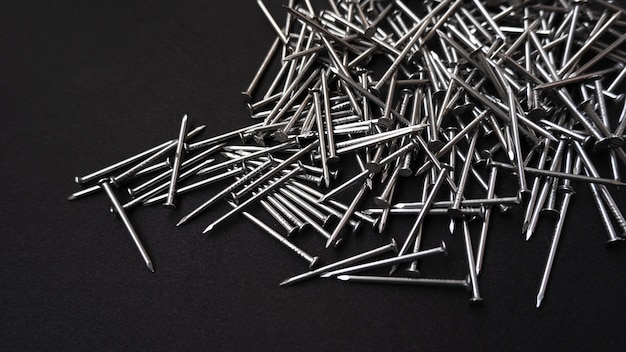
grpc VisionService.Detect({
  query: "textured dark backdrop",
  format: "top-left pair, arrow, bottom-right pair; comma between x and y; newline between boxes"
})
2,1 -> 626,350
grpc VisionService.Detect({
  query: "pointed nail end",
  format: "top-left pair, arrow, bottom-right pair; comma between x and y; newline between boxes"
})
536,295 -> 543,308
147,262 -> 155,272
525,231 -> 533,241
336,275 -> 350,281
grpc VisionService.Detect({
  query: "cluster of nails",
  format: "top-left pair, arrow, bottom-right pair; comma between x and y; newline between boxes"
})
69,0 -> 626,308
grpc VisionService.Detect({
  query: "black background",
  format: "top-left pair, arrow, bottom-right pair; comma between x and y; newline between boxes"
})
3,1 -> 626,350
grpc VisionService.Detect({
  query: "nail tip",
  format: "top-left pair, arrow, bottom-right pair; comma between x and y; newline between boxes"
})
536,295 -> 543,308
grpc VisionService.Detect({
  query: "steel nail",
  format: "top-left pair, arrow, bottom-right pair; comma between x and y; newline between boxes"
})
99,178 -> 154,272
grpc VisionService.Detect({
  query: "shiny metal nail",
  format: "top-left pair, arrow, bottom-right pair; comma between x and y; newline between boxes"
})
449,130 -> 479,218
395,166 -> 451,273
335,275 -> 469,290
99,178 -> 154,272
266,194 -> 308,233
272,192 -> 339,245
476,165 -> 497,276
110,125 -> 206,187
242,37 -> 281,102
536,146 -> 577,308
164,114 -> 189,208
130,143 -> 225,197
277,187 -> 333,227
326,181 -> 369,248
203,165 -> 303,233
257,0 -> 289,44
280,239 -> 397,286
177,156 -> 277,226
235,202 -> 319,268
142,166 -> 242,206
232,141 -> 319,201
284,183 -> 360,232
462,219 -> 482,303
259,198 -> 299,237
68,159 -> 171,201
289,180 -> 378,226
321,241 -> 447,277
75,140 -> 173,185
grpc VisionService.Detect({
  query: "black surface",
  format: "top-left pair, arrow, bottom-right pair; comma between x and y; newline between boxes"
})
3,1 -> 626,351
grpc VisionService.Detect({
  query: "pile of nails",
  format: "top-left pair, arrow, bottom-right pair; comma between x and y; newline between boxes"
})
69,0 -> 626,308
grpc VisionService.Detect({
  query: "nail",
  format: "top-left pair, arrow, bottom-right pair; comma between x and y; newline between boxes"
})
272,191 -> 340,246
363,207 -> 484,216
110,125 -> 206,187
449,130 -> 479,218
186,123 -> 262,151
197,141 -> 296,176
242,37 -> 281,102
277,187 -> 333,227
373,0 -> 454,91
329,68 -> 411,126
266,194 -> 308,233
321,241 -> 447,277
487,159 -> 626,188
177,156 -> 277,226
99,179 -> 154,272
395,166 -> 451,273
257,0 -> 289,44
335,124 -> 427,155
263,54 -> 319,125
475,165 -> 497,276
280,239 -> 397,286
130,142 -> 225,197
283,6 -> 360,54
311,87 -> 332,187
507,85 -> 529,198
558,11 -> 621,77
284,183 -> 360,233
289,180 -> 378,226
587,180 -> 624,244
374,162 -> 402,208
462,220 -> 482,303
203,165 -> 303,233
163,114 -> 189,208
68,159 -> 171,201
259,198 -> 299,237
142,166 -> 242,206
75,140 -> 173,185
234,202 -> 319,268
122,158 -> 216,211
393,196 -> 521,209
536,149 -> 577,308
318,169 -> 371,202
326,181 -> 369,248
379,68 -> 398,125
231,141 -> 319,201
335,275 -> 470,290
406,176 -> 430,275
